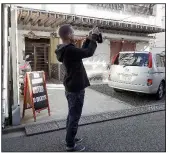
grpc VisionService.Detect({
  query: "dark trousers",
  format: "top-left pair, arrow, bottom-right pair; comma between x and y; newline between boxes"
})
65,89 -> 85,147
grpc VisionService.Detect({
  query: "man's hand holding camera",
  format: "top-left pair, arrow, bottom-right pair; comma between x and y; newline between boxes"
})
88,27 -> 103,43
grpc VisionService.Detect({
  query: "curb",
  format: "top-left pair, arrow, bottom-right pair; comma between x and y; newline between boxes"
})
57,103 -> 165,130
2,124 -> 25,134
2,103 -> 165,136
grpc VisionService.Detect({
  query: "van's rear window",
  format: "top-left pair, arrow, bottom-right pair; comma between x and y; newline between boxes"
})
115,53 -> 149,67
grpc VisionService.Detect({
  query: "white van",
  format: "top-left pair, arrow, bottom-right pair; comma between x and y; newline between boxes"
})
108,51 -> 165,100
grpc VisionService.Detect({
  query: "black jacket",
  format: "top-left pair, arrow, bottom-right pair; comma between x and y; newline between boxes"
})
55,36 -> 97,92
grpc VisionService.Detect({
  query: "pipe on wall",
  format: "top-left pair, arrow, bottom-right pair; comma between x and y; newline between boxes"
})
2,4 -> 9,123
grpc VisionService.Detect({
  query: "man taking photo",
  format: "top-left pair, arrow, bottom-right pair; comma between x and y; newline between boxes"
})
55,24 -> 100,152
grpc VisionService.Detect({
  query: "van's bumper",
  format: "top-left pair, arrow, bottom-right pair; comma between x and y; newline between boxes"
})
108,81 -> 156,94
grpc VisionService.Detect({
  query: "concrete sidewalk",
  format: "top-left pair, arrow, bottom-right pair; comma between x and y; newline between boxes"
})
21,84 -> 133,125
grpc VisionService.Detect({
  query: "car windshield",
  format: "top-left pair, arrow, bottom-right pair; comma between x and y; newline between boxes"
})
115,53 -> 149,67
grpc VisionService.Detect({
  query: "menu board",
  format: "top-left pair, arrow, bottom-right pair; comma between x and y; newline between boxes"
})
28,71 -> 48,110
23,71 -> 50,122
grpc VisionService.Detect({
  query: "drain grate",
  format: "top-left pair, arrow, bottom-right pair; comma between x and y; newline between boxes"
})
25,121 -> 59,136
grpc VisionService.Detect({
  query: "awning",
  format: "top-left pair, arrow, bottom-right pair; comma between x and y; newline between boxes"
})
17,7 -> 165,34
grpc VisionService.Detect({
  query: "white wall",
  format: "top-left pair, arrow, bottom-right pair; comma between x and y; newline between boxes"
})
83,39 -> 110,64
154,4 -> 165,28
95,39 -> 110,62
150,32 -> 165,52
152,5 -> 165,52
18,31 -> 25,63
136,42 -> 150,51
154,33 -> 165,48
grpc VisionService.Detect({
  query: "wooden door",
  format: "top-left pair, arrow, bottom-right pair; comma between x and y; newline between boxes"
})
110,41 -> 122,61
25,41 -> 50,77
122,41 -> 136,51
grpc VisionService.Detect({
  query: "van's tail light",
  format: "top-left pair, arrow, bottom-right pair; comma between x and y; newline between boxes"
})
147,79 -> 153,86
111,53 -> 119,65
148,52 -> 152,68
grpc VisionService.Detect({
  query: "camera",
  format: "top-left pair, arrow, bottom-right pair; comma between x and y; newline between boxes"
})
96,33 -> 103,43
94,26 -> 103,43
89,27 -> 103,43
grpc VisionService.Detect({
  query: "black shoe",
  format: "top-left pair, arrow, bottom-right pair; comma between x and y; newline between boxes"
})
66,144 -> 85,152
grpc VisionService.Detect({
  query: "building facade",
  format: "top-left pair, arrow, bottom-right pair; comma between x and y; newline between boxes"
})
15,4 -> 165,80
151,4 -> 165,53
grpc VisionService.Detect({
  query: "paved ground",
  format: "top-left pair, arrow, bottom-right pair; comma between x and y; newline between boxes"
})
89,84 -> 165,106
21,84 -> 133,124
2,111 -> 165,152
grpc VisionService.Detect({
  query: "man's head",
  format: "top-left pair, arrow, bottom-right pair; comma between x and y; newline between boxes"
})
58,24 -> 74,43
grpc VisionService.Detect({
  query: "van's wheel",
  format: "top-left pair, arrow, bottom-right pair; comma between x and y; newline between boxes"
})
156,81 -> 165,100
114,88 -> 122,92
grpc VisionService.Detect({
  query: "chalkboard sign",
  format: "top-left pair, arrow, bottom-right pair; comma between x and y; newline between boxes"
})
28,71 -> 48,110
23,71 -> 50,122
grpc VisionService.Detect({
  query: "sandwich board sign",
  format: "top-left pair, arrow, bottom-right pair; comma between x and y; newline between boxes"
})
23,71 -> 50,122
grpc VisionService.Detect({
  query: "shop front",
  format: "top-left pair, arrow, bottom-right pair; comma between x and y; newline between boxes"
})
12,6 -> 165,125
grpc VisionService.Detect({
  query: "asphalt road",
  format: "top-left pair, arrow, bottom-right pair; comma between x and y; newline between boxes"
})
2,111 -> 165,152
89,84 -> 165,106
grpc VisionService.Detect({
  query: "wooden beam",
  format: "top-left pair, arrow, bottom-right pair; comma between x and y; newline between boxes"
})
51,15 -> 66,28
17,10 -> 22,24
74,17 -> 82,25
23,10 -> 30,25
31,11 -> 40,26
81,17 -> 90,26
38,13 -> 49,26
64,16 -> 74,24
23,11 -> 32,25
44,14 -> 56,27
